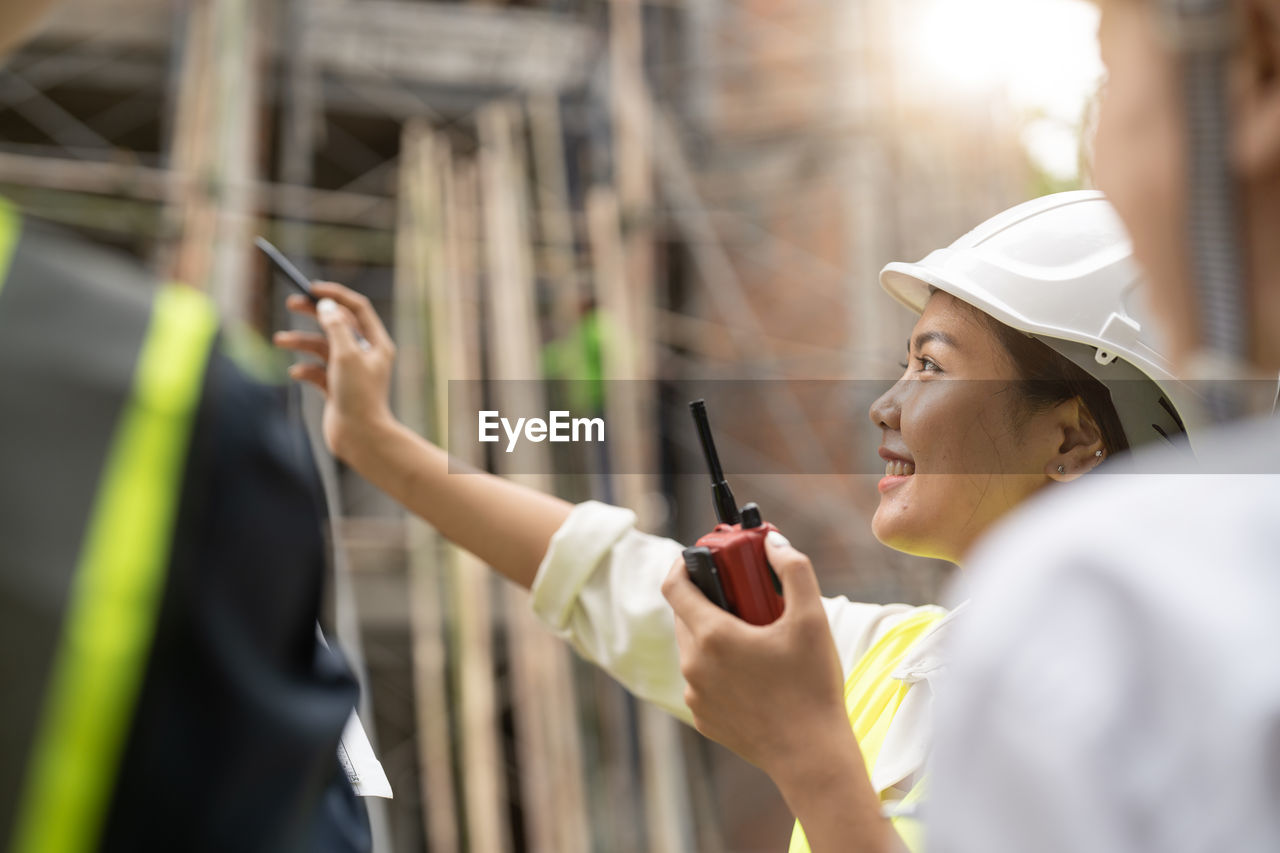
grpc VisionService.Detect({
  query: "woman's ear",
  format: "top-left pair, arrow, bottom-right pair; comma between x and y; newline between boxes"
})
1045,397 -> 1107,483
1232,0 -> 1280,179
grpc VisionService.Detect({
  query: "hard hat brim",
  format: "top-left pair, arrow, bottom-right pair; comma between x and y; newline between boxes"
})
879,262 -> 936,316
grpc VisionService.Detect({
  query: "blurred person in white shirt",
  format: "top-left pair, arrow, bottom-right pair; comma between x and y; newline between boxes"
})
928,1 -> 1280,851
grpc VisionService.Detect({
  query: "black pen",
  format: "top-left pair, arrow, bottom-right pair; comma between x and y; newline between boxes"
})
257,236 -> 370,350
256,236 -> 318,302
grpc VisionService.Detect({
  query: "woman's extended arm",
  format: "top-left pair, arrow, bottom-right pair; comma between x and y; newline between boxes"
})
276,282 -> 920,746
274,282 -> 569,589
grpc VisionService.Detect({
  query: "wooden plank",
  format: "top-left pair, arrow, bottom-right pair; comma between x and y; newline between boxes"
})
36,0 -> 594,93
0,152 -> 395,229
0,185 -> 395,263
308,0 -> 593,91
40,0 -> 172,46
478,100 -> 592,853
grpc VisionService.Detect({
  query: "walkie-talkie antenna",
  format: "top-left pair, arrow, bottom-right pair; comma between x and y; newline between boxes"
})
690,399 -> 741,525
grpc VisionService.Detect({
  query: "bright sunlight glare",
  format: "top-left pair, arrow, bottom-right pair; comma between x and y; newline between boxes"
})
899,0 -> 1104,181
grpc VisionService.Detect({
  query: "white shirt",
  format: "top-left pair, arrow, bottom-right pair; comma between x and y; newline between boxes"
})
928,416 -> 1280,853
530,500 -> 953,794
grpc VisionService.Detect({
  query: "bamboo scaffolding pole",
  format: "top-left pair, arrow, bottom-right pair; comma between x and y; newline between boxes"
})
441,153 -> 514,853
606,4 -> 697,849
477,100 -> 591,853
609,0 -> 657,381
526,94 -> 580,345
269,5 -> 389,843
583,675 -> 646,852
405,127 -> 514,853
396,121 -> 461,853
586,186 -> 695,853
529,94 -> 652,853
583,187 -> 649,853
160,0 -> 261,319
160,0 -> 213,289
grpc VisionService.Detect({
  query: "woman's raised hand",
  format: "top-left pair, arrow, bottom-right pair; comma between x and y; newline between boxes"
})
272,279 -> 572,591
661,533 -> 852,781
273,282 -> 397,460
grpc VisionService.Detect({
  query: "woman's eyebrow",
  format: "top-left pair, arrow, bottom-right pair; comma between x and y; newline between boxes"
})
909,330 -> 959,352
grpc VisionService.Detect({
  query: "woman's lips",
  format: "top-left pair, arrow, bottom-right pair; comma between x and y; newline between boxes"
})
878,474 -> 912,493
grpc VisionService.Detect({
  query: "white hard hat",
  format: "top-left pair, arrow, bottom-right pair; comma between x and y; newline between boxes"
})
880,190 -> 1202,452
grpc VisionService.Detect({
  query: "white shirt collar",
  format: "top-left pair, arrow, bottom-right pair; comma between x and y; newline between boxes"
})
891,600 -> 968,683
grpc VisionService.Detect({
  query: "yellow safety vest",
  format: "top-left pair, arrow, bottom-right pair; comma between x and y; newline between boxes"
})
788,607 -> 947,853
0,199 -> 220,853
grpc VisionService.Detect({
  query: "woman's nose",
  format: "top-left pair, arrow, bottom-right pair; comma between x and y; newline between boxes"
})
869,380 -> 902,432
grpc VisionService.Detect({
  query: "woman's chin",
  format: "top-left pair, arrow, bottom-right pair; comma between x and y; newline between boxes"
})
872,507 -> 955,562
871,507 -> 916,553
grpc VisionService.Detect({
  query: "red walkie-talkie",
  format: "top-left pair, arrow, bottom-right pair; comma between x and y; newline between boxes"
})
682,400 -> 784,625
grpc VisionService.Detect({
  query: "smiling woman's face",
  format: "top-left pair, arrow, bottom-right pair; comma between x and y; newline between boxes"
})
868,292 -> 1070,563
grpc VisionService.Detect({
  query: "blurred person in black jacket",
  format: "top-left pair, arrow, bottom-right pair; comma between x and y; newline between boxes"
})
0,5 -> 369,851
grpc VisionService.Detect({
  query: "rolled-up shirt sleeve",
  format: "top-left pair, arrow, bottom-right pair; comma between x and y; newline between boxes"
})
530,500 -> 921,726
531,500 -> 689,720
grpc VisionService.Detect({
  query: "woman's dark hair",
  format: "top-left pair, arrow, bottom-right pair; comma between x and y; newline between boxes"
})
975,312 -> 1130,455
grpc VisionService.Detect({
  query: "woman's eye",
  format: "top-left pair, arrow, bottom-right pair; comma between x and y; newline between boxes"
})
916,356 -> 941,373
898,360 -> 910,370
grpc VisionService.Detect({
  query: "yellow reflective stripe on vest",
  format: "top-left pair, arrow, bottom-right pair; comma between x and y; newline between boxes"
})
0,199 -> 21,298
843,609 -> 943,774
789,607 -> 947,853
9,284 -> 218,853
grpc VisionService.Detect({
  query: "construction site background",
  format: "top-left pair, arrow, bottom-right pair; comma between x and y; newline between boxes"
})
0,0 -> 1093,850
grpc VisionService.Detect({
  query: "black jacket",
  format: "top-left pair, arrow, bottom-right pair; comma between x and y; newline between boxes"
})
0,213 -> 370,852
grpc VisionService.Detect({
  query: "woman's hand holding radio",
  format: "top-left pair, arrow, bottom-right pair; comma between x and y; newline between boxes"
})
274,282 -> 397,461
664,532 -> 846,770
663,533 -> 899,853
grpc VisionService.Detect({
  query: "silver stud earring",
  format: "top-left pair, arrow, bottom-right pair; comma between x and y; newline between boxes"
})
1057,464 -> 1066,474
1095,450 -> 1104,458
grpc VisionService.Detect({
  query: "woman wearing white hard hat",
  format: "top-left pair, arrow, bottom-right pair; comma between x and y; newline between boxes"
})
661,190 -> 1199,853
274,190 -> 1196,852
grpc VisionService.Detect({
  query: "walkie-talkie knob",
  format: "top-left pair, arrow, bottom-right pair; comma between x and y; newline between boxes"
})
740,502 -> 763,529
